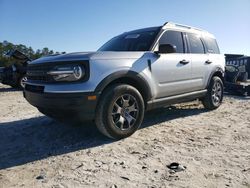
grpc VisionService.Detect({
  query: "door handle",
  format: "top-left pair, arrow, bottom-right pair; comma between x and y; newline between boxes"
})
205,60 -> 213,64
179,60 -> 189,65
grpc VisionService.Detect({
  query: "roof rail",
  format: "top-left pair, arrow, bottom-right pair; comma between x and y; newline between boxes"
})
163,22 -> 204,32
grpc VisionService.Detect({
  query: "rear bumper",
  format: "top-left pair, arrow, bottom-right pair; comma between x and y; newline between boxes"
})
24,86 -> 99,121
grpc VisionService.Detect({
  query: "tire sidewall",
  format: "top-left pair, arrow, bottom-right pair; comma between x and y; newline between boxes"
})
18,74 -> 27,89
101,85 -> 144,139
209,76 -> 224,107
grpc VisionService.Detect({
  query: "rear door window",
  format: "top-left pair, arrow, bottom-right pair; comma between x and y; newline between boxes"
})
187,33 -> 205,54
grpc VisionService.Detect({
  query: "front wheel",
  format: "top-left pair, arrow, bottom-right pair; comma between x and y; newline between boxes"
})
202,76 -> 224,110
18,75 -> 27,89
95,84 -> 145,139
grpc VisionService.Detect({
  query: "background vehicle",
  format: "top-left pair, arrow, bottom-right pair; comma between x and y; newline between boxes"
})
225,54 -> 250,95
0,50 -> 30,89
24,22 -> 225,139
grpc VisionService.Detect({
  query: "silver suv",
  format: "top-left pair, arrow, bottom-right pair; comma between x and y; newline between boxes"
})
24,22 -> 225,139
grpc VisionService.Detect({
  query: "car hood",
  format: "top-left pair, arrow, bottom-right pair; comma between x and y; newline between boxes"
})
29,51 -> 146,65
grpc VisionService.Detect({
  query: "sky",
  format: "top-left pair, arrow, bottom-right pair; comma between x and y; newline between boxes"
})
0,0 -> 249,55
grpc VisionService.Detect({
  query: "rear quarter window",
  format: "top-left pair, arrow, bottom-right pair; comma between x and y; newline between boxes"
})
204,37 -> 220,54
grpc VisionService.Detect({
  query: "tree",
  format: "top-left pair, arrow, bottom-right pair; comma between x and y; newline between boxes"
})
0,41 -> 64,67
42,47 -> 49,56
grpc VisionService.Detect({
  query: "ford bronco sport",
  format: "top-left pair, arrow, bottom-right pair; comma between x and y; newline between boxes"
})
24,22 -> 225,139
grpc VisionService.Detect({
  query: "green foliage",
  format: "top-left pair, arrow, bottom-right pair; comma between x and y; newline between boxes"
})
0,41 -> 62,67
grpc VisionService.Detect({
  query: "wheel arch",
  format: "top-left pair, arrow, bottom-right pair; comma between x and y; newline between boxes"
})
206,67 -> 225,88
95,70 -> 152,107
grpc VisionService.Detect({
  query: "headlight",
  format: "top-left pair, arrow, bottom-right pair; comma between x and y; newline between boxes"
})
48,65 -> 85,82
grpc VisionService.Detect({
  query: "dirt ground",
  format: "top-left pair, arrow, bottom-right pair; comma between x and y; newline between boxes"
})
0,83 -> 249,188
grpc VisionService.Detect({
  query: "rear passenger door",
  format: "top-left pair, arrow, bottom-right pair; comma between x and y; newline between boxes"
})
152,30 -> 193,98
186,33 -> 210,91
203,37 -> 223,84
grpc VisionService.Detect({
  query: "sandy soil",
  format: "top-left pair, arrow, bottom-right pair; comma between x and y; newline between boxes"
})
0,83 -> 249,188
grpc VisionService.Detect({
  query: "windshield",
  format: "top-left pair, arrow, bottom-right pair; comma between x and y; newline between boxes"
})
98,27 -> 161,52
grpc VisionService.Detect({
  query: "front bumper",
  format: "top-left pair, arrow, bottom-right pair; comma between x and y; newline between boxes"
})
24,84 -> 99,121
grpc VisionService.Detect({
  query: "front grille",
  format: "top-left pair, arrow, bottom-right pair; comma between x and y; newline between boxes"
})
26,60 -> 90,83
27,64 -> 54,82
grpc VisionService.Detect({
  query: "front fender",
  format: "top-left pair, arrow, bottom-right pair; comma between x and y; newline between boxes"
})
95,70 -> 153,101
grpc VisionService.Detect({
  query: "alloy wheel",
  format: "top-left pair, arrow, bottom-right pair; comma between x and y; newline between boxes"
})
20,76 -> 28,89
111,94 -> 139,131
211,81 -> 222,106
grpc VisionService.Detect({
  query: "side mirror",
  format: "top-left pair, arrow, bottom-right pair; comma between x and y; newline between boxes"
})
157,44 -> 177,54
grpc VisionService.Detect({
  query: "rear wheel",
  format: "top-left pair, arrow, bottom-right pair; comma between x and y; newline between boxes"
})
95,84 -> 145,139
202,76 -> 223,110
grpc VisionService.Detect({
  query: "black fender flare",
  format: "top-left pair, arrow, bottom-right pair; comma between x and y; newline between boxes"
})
206,67 -> 225,88
95,70 -> 152,101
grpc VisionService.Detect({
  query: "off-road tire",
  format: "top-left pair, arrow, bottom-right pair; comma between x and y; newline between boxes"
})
95,84 -> 145,139
202,76 -> 223,110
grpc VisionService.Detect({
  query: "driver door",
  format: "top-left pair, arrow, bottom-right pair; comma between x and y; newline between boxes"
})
151,30 -> 193,98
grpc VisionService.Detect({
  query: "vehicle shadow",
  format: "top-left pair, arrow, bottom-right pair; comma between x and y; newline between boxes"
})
143,105 -> 207,128
0,116 -> 111,170
0,86 -> 21,92
0,105 -> 207,170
